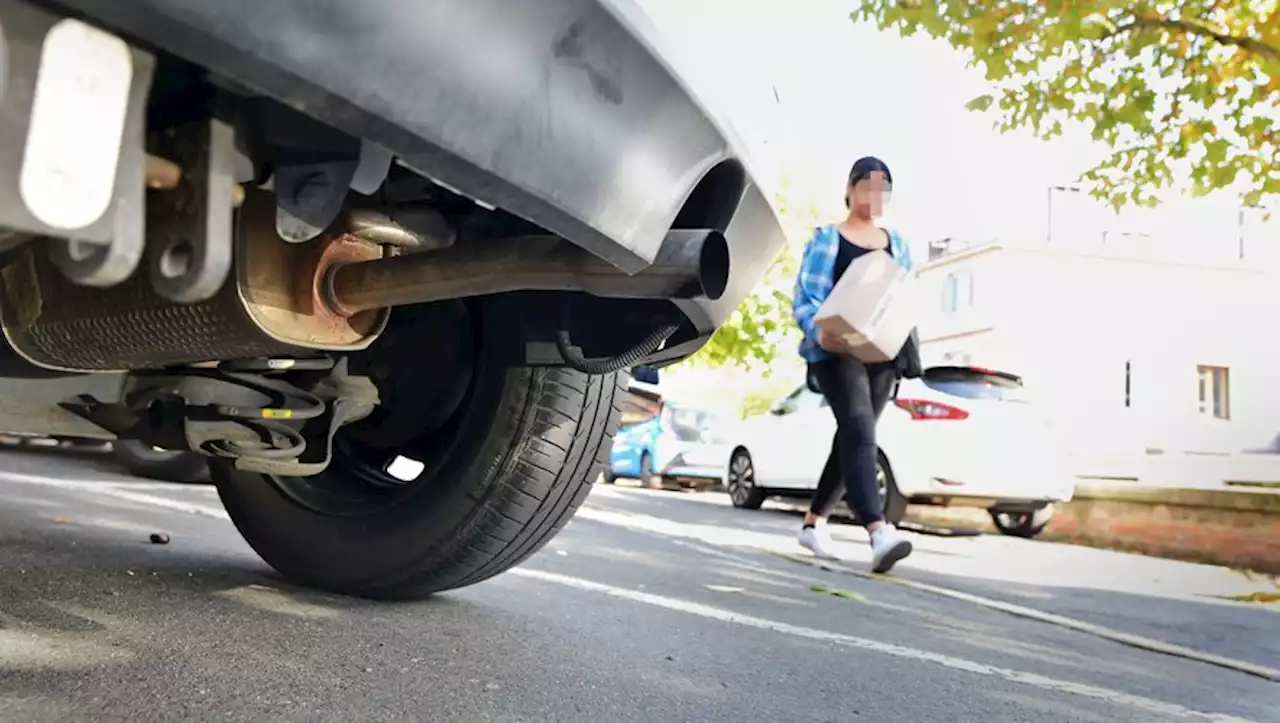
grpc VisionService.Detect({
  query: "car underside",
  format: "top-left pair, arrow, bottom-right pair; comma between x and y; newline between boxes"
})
0,0 -> 785,598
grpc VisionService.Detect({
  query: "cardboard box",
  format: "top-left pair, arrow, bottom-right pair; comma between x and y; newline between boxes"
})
814,249 -> 917,363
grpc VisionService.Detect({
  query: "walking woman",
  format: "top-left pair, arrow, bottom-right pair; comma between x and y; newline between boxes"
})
791,156 -> 914,573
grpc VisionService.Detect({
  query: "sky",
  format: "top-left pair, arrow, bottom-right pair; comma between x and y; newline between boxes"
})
635,0 -> 1275,266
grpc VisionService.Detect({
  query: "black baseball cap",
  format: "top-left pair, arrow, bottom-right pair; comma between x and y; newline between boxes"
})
849,156 -> 892,187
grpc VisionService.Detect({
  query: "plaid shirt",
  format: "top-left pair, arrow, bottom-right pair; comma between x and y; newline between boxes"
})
792,224 -> 914,363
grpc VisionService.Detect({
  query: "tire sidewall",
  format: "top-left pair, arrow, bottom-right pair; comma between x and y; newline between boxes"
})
727,449 -> 759,508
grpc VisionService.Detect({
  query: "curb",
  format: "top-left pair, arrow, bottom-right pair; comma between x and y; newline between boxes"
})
1073,483 -> 1280,514
762,549 -> 1280,684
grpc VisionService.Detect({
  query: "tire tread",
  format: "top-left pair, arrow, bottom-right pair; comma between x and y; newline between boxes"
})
216,359 -> 625,600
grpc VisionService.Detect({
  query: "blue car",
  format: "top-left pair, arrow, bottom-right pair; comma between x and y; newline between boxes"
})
606,393 -> 730,489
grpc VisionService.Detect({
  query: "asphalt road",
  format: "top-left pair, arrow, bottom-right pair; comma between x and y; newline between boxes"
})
0,448 -> 1276,722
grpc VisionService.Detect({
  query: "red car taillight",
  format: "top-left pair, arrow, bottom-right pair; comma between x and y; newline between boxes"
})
894,398 -> 969,421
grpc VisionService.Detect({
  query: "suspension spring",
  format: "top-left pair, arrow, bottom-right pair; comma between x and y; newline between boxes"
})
204,357 -> 336,462
135,356 -> 337,464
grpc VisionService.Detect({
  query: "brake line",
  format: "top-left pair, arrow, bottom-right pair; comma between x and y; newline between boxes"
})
555,324 -> 679,375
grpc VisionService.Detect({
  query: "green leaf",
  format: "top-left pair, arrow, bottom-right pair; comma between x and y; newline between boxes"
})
809,582 -> 869,603
965,94 -> 996,112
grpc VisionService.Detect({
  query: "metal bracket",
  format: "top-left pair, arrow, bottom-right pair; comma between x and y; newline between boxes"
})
275,161 -> 358,243
146,118 -> 238,303
0,0 -> 155,286
273,140 -> 393,243
350,141 -> 394,195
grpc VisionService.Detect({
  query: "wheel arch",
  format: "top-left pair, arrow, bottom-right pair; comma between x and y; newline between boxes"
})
876,445 -> 915,497
874,446 -> 910,525
725,443 -> 752,481
876,446 -> 894,478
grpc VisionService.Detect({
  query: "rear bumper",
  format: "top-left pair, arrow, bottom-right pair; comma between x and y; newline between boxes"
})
889,451 -> 1077,506
45,0 -> 786,342
910,493 -> 1073,510
659,463 -> 725,481
655,440 -> 729,479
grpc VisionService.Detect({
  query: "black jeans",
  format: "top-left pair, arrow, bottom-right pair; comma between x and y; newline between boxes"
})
807,356 -> 898,525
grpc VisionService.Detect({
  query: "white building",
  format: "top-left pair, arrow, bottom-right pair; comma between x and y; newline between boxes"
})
913,233 -> 1280,468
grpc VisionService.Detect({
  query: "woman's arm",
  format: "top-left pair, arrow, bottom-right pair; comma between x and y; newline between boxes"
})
792,227 -> 836,342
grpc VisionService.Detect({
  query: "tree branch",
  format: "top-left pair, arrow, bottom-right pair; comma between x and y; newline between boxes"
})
1109,15 -> 1280,64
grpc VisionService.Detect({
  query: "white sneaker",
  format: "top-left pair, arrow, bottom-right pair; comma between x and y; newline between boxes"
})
799,525 -> 839,560
869,524 -> 912,573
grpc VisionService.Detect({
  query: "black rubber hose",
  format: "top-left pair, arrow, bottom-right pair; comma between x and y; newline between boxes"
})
555,324 -> 679,375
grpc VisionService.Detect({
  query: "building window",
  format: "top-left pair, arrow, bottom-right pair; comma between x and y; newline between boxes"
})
1196,365 -> 1230,420
942,273 -> 959,312
942,272 -> 976,314
1124,361 -> 1131,408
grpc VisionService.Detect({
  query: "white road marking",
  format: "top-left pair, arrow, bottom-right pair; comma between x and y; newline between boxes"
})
574,502 -> 1280,682
511,568 -> 1254,722
768,550 -> 1280,683
85,488 -> 231,521
0,473 -> 215,494
89,481 -> 218,494
0,472 -> 229,520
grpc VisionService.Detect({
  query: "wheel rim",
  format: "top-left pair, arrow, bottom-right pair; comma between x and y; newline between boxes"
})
727,452 -> 754,505
262,303 -> 483,517
875,461 -> 889,509
995,511 -> 1032,530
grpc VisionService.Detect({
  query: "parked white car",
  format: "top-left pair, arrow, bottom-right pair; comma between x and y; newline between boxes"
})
724,366 -> 1076,538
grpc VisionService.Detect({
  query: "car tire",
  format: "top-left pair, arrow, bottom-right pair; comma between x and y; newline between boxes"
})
726,448 -> 766,509
990,504 -> 1056,538
112,440 -> 209,484
877,452 -> 908,526
638,451 -> 662,489
211,308 -> 624,600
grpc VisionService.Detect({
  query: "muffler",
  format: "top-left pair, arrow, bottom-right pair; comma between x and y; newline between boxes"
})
323,229 -> 730,316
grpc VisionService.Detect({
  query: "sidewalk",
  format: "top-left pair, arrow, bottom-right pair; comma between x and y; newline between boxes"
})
1124,453 -> 1280,490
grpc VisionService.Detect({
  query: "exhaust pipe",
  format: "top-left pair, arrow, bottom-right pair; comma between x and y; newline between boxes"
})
325,229 -> 730,316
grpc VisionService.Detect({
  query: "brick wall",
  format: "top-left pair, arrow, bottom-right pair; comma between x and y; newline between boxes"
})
905,487 -> 1280,574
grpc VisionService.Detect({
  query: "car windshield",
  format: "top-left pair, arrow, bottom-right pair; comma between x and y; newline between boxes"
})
663,403 -> 724,442
922,367 -> 1029,403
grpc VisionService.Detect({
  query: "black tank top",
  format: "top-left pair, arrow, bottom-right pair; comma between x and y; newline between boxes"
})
833,231 -> 892,284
